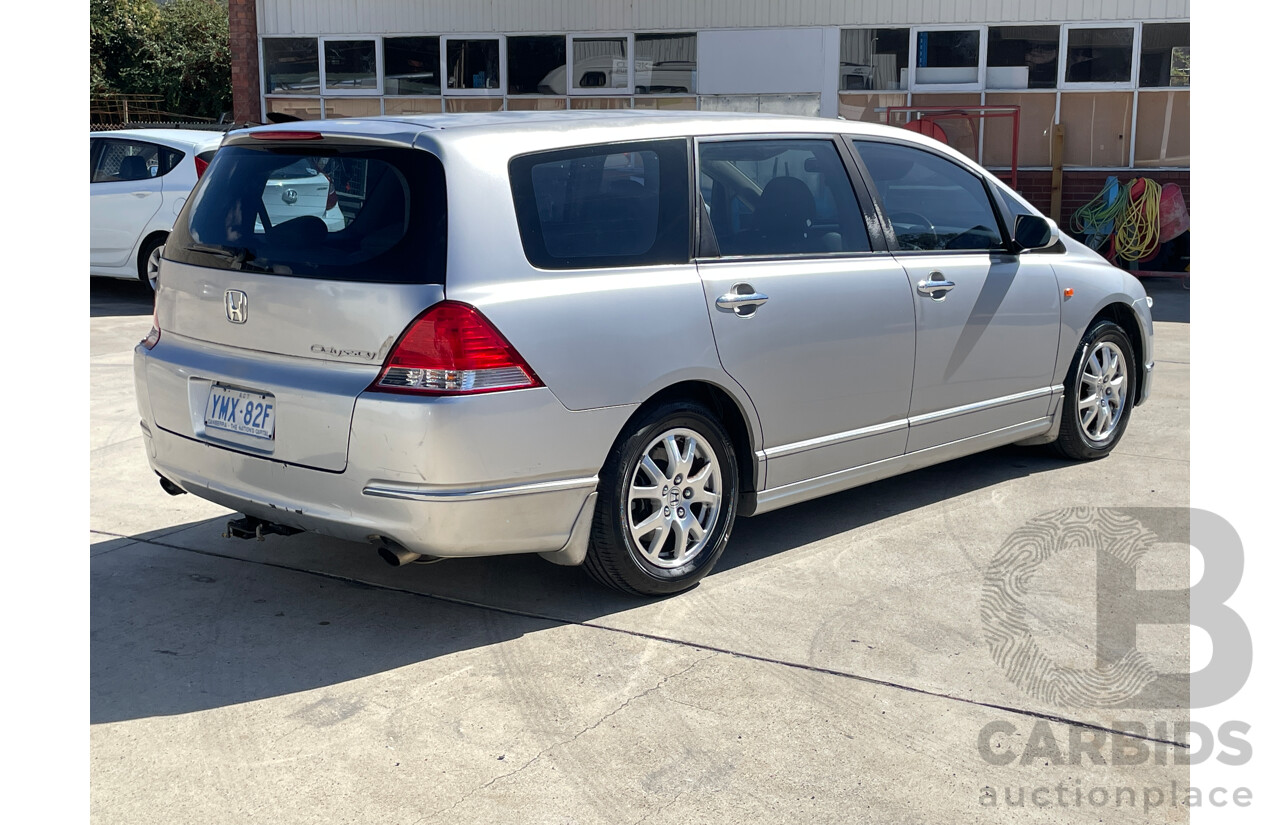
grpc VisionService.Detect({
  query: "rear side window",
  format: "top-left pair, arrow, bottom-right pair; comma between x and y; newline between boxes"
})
167,144 -> 447,284
698,139 -> 871,257
91,139 -> 184,182
509,139 -> 689,269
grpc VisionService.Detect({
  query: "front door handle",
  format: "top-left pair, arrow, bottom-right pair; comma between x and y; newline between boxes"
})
916,272 -> 956,300
716,285 -> 769,316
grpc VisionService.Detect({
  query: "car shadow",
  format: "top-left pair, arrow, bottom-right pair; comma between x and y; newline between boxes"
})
91,277 -> 153,317
91,442 -> 1067,725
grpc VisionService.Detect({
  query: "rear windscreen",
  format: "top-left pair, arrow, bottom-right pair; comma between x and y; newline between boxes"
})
166,144 -> 446,283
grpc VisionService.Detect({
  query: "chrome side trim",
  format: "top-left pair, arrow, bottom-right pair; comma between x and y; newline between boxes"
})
756,385 -> 1062,461
762,418 -> 908,460
752,417 -> 1055,516
907,386 -> 1062,427
363,475 -> 599,503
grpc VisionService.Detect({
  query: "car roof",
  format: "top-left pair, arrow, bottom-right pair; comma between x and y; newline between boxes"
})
228,110 -> 912,151
221,111 -> 985,180
90,128 -> 225,150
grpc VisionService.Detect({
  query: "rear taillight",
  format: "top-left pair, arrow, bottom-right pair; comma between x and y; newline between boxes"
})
194,155 -> 210,179
371,302 -> 541,395
324,173 -> 338,210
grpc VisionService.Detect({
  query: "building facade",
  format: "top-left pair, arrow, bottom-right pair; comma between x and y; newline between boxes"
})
228,1 -> 1189,219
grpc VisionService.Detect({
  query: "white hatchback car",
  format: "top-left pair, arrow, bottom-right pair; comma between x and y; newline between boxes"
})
90,129 -> 225,289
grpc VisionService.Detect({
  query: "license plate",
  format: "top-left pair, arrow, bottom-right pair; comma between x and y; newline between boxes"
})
204,386 -> 276,440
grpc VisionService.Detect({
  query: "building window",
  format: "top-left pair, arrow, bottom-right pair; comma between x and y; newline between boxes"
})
322,39 -> 379,93
1064,27 -> 1134,84
263,38 -> 319,95
384,37 -> 440,95
1139,23 -> 1189,87
635,33 -> 697,94
446,38 -> 502,91
839,29 -> 908,91
914,29 -> 981,86
987,26 -> 1059,89
507,36 -> 567,95
570,36 -> 631,93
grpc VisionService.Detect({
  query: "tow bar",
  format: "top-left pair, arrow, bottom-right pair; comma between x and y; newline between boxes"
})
222,514 -> 303,541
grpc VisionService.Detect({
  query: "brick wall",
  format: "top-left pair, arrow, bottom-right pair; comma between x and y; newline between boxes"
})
228,0 -> 261,125
1013,170 -> 1191,229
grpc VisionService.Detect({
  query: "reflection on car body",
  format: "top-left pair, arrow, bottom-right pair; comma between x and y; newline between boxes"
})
134,111 -> 1153,597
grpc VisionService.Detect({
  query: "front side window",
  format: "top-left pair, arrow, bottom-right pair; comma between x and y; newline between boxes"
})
509,139 -> 689,269
263,38 -> 319,95
1065,27 -> 1134,84
698,139 -> 870,257
854,141 -> 1004,252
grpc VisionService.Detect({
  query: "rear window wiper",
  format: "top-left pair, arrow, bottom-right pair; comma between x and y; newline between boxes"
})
184,243 -> 273,272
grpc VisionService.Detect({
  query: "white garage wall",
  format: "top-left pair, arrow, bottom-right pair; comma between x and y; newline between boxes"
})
257,0 -> 1191,36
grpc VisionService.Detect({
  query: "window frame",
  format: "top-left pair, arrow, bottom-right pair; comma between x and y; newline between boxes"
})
1060,23 -> 1139,89
845,135 -> 1016,256
382,35 -> 443,97
984,24 -> 1062,91
567,33 -> 634,96
318,37 -> 383,96
504,34 -> 569,97
633,32 -> 698,96
1137,21 -> 1191,89
260,36 -> 322,97
838,27 -> 912,93
441,34 -> 506,97
693,133 -> 886,262
909,25 -> 987,92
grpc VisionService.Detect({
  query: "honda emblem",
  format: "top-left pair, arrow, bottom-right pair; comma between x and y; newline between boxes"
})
225,290 -> 248,324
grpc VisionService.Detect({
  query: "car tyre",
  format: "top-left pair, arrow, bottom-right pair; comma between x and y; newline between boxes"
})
1053,320 -> 1136,460
585,402 -> 739,596
139,233 -> 166,291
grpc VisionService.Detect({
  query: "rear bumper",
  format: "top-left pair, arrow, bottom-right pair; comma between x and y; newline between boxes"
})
136,344 -> 632,557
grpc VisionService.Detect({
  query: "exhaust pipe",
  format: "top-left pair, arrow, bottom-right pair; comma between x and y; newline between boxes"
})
158,475 -> 186,496
376,538 -> 423,567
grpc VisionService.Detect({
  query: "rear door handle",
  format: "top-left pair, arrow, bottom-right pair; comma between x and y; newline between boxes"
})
716,285 -> 769,316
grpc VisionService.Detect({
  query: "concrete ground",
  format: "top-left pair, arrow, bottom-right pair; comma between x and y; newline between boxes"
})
91,277 -> 1192,824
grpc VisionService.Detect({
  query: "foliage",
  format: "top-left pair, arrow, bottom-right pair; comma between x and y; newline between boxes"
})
90,0 -> 232,120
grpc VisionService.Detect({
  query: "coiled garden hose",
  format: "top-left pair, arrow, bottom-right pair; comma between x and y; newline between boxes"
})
1112,178 -> 1163,262
1069,178 -> 1126,236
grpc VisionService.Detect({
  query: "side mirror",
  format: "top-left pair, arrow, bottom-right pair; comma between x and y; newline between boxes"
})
1012,214 -> 1059,252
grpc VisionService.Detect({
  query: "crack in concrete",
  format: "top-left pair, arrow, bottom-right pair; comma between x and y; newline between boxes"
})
420,654 -> 711,822
96,533 -> 1190,750
631,789 -> 686,825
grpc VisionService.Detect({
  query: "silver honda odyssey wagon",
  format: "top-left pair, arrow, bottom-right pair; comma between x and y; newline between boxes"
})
134,111 -> 1153,595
